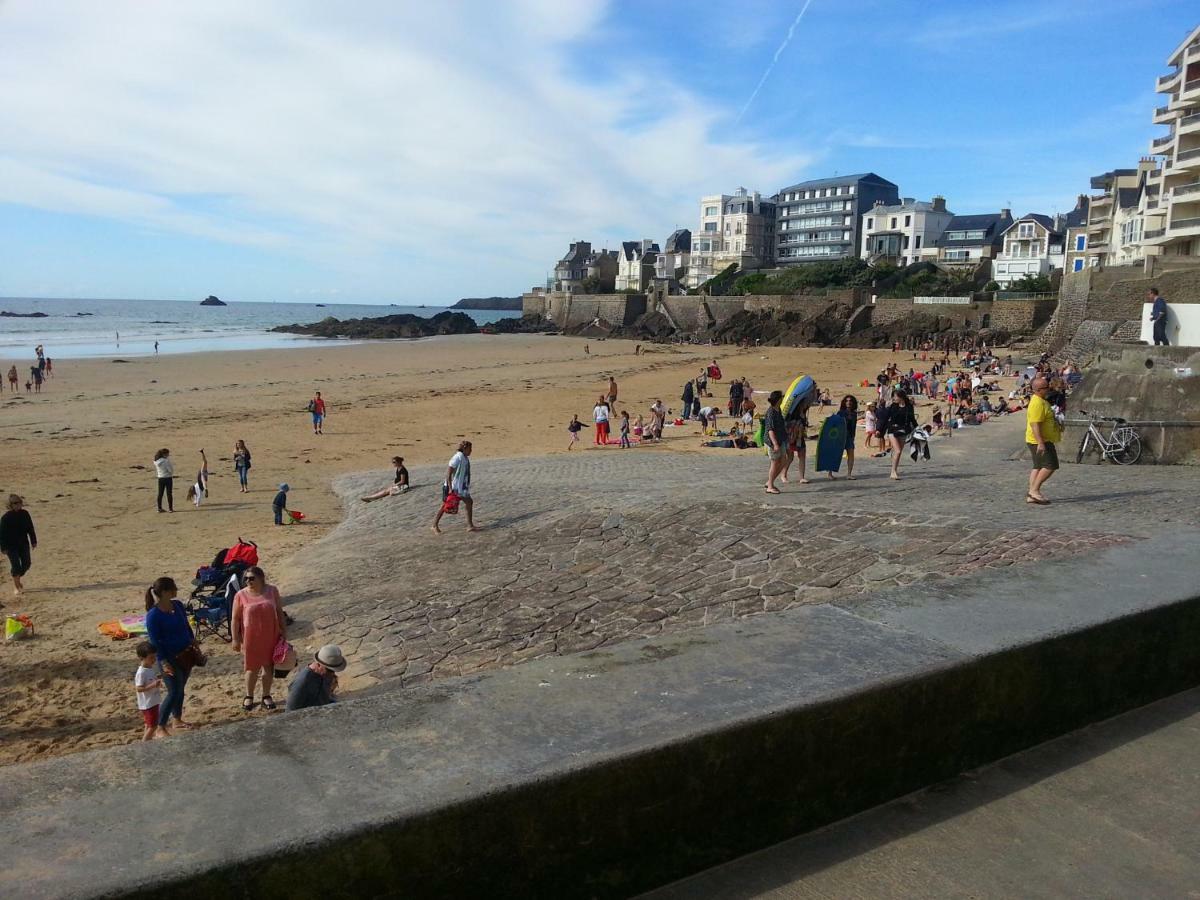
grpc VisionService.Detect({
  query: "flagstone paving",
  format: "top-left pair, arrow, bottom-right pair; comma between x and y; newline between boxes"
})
287,418 -> 1198,688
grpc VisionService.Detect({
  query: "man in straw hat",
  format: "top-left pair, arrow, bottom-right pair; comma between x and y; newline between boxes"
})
286,644 -> 347,711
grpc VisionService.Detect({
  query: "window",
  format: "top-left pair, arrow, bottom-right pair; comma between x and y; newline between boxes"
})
1075,235 -> 1086,251
1073,259 -> 1084,271
703,222 -> 717,232
847,185 -> 855,195
704,206 -> 718,216
915,235 -> 922,249
904,215 -> 911,227
945,249 -> 971,260
866,218 -> 874,229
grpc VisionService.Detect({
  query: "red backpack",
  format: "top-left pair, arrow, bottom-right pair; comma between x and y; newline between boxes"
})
224,539 -> 259,567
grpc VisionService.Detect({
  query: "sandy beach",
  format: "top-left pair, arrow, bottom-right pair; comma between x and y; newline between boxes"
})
0,334 -> 900,764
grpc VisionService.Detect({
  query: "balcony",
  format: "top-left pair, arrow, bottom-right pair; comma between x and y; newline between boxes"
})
1143,228 -> 1167,241
1172,181 -> 1200,199
1158,71 -> 1181,92
1178,78 -> 1200,105
1154,104 -> 1175,124
1152,133 -> 1175,151
1170,215 -> 1200,235
1174,147 -> 1200,171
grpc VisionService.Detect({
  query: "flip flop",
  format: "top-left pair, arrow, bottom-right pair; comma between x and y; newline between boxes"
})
764,487 -> 781,494
261,696 -> 277,711
242,696 -> 255,711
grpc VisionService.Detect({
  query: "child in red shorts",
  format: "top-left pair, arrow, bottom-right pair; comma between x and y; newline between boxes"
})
134,641 -> 165,740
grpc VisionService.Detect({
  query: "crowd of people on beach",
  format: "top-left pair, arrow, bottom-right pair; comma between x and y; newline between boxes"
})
6,344 -> 53,394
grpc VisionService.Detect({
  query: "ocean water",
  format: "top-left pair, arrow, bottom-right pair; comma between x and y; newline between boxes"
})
0,297 -> 519,360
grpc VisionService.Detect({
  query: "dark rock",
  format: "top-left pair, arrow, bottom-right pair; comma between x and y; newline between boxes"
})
451,296 -> 523,311
482,314 -> 559,335
272,311 -> 479,340
199,296 -> 226,306
0,311 -> 48,318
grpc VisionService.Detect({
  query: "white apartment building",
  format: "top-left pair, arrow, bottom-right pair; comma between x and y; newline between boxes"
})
1144,23 -> 1200,261
992,215 -> 1065,287
686,188 -> 776,288
614,239 -> 659,292
859,197 -> 953,266
1084,160 -> 1158,267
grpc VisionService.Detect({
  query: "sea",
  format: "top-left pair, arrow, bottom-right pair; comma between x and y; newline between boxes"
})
0,297 -> 520,360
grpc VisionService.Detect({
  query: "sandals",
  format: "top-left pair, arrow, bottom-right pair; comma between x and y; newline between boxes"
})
242,696 -> 255,711
261,696 -> 277,711
1026,494 -> 1050,506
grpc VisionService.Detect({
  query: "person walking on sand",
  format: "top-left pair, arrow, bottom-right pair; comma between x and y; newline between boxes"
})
143,577 -> 199,733
607,375 -> 618,410
433,440 -> 477,534
307,391 -> 327,434
232,565 -> 287,711
593,396 -> 610,445
30,366 -> 42,393
782,415 -> 809,485
7,365 -> 17,392
153,448 -> 175,512
273,483 -> 290,525
567,414 -> 583,450
360,456 -> 410,501
1025,376 -> 1061,505
154,340 -> 159,355
233,439 -> 252,493
883,389 -> 917,481
619,410 -> 632,448
286,645 -> 347,711
1149,287 -> 1170,346
763,390 -> 788,494
0,494 -> 37,600
829,395 -> 859,480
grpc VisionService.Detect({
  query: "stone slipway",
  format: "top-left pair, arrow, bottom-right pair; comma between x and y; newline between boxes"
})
2,528 -> 1199,899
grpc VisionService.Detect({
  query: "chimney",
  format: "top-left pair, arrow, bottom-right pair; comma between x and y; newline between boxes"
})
1076,193 -> 1087,210
932,195 -> 946,212
902,197 -> 915,205
1000,208 -> 1011,220
874,199 -> 886,207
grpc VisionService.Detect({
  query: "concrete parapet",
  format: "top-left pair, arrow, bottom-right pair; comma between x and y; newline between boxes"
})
4,532 -> 1200,899
1065,343 -> 1200,464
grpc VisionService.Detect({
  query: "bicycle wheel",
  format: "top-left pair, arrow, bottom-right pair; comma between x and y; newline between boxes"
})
1111,430 -> 1142,465
1076,432 -> 1090,464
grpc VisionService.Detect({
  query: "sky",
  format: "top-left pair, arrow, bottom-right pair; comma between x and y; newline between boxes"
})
0,0 -> 1196,304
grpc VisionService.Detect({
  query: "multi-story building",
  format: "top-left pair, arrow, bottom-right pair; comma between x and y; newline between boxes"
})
992,214 -> 1065,287
686,188 -> 776,288
1061,195 -> 1091,273
1144,24 -> 1200,261
654,229 -> 691,289
552,241 -> 618,294
615,239 -> 659,292
859,196 -> 953,266
1084,160 -> 1159,267
774,173 -> 898,265
922,210 -> 1014,268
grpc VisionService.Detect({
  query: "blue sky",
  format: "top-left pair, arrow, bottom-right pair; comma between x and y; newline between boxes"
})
0,0 -> 1195,304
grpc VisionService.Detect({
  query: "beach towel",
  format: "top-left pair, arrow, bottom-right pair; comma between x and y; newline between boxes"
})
119,614 -> 148,635
98,620 -> 130,640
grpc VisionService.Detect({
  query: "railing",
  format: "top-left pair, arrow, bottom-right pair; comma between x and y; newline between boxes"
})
1153,134 -> 1174,148
996,291 -> 1056,301
1174,181 -> 1200,197
1177,147 -> 1200,161
1157,72 -> 1180,90
913,296 -> 971,304
1089,193 -> 1112,202
1155,105 -> 1171,117
1144,228 -> 1167,239
1182,112 -> 1200,127
1171,216 -> 1200,230
1189,44 -> 1200,61
1185,78 -> 1200,94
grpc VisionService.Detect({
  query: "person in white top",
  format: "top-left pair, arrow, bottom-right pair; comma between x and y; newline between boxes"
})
593,397 -> 610,446
134,641 -> 165,740
433,440 -> 478,534
152,448 -> 175,513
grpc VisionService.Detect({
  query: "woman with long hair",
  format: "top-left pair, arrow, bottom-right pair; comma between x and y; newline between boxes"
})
152,448 -> 174,512
233,440 -> 252,493
231,565 -> 287,711
883,389 -> 917,481
143,577 -> 198,733
832,395 -> 859,480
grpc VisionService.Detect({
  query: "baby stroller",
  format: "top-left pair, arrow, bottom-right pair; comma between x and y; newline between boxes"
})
187,538 -> 258,643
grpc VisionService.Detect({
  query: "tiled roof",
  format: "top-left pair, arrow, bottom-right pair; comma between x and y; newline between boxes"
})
935,212 -> 1013,248
777,172 -> 897,192
1116,187 -> 1141,210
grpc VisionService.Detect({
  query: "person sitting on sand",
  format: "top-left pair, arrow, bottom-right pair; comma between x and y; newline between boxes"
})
361,456 -> 409,501
633,414 -> 645,440
286,645 -> 347,711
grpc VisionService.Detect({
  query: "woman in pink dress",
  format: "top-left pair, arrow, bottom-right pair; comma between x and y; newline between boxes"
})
231,565 -> 287,711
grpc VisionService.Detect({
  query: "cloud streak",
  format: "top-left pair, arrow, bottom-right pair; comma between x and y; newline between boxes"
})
735,0 -> 815,124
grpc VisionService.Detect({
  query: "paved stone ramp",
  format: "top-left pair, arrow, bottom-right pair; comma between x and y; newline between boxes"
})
290,416 -> 1191,690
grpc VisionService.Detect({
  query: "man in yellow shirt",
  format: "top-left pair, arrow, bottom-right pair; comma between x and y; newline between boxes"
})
1025,376 -> 1061,504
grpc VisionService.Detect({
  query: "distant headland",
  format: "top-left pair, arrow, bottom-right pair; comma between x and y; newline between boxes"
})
200,295 -> 226,306
449,296 -> 521,311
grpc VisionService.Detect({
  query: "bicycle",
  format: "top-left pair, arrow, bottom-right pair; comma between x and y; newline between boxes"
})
1075,410 -> 1142,465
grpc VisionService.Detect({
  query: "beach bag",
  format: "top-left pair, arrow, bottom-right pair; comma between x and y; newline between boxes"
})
173,643 -> 207,674
273,636 -> 296,666
306,400 -> 316,413
441,491 -> 461,515
225,539 -> 259,567
6,614 -> 34,641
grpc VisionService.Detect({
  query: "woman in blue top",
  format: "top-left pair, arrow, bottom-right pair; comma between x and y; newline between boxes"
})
144,577 -> 197,733
831,395 -> 859,480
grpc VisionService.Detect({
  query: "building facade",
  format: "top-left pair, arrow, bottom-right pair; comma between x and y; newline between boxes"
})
775,173 -> 898,265
859,196 -> 953,266
1061,196 -> 1091,273
686,188 -> 776,288
992,214 -> 1065,287
654,229 -> 691,289
615,239 -> 659,292
922,210 -> 1014,268
1084,160 -> 1159,268
552,241 -> 617,294
1144,24 -> 1200,260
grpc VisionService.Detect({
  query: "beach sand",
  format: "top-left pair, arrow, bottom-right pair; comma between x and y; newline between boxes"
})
0,334 -> 902,764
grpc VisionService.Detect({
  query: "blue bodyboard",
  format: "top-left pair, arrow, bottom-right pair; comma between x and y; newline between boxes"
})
816,414 -> 847,473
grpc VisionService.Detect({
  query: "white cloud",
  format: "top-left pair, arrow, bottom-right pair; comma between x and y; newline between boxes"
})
0,0 -> 811,300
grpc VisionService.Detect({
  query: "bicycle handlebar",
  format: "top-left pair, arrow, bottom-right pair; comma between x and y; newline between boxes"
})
1078,409 -> 1127,424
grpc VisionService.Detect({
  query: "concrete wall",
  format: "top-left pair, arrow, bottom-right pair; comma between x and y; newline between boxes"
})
1064,343 -> 1200,464
530,293 -> 647,328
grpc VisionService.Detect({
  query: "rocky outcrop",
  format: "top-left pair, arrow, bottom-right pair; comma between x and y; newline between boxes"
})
0,311 -> 47,318
451,297 -> 522,311
200,296 -> 226,306
481,314 -> 558,335
272,311 -> 479,339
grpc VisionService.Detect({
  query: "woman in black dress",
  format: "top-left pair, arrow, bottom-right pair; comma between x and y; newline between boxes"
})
884,390 -> 917,481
